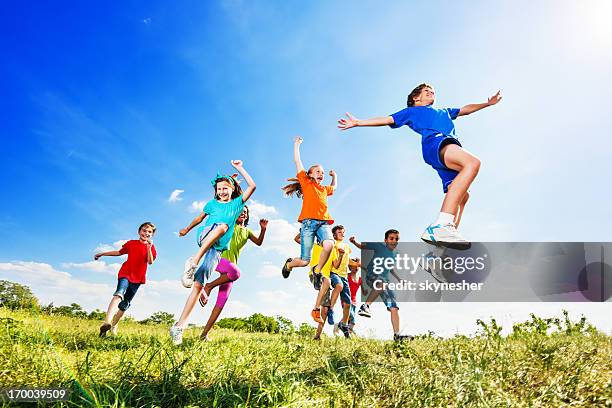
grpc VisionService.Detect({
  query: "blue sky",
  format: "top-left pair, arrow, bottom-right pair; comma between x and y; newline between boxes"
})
1,1 -> 611,338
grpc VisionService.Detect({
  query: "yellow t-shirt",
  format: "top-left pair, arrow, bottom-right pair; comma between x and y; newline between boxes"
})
330,241 -> 351,278
308,243 -> 333,278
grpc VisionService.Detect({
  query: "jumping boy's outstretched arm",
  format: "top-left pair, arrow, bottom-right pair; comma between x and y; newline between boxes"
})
337,112 -> 394,130
94,250 -> 121,260
349,236 -> 364,250
248,219 -> 268,246
179,212 -> 207,236
231,160 -> 256,202
293,136 -> 305,172
458,90 -> 502,117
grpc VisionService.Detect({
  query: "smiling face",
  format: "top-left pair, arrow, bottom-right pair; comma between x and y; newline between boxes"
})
138,225 -> 155,241
308,165 -> 325,184
333,227 -> 345,241
236,206 -> 249,226
215,179 -> 235,202
414,86 -> 435,106
384,232 -> 400,250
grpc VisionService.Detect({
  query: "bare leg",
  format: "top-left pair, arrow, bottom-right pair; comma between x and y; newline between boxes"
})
390,307 -> 400,333
201,305 -> 224,338
193,224 -> 228,265
176,281 -> 204,327
439,144 -> 480,215
201,274 -> 232,299
454,192 -> 470,228
328,282 -> 342,309
112,310 -> 124,325
287,258 -> 309,269
341,302 -> 350,324
314,306 -> 329,339
365,288 -> 381,305
315,240 -> 334,273
314,277 -> 331,309
104,296 -> 121,324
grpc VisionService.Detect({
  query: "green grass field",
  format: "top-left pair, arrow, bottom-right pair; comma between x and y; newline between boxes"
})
1,308 -> 610,407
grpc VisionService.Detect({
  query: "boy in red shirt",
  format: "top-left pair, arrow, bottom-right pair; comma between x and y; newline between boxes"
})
94,222 -> 157,336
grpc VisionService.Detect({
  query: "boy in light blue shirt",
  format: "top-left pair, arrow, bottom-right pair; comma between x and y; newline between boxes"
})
338,84 -> 502,248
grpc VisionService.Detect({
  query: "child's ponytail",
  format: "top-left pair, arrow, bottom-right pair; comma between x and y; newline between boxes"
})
281,178 -> 303,198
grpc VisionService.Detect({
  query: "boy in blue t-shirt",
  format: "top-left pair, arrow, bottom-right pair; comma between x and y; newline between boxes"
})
338,84 -> 502,247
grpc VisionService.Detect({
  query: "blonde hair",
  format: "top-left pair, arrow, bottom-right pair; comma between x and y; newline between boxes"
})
281,165 -> 322,198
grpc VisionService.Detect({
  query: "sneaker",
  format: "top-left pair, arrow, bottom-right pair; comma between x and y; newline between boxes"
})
170,324 -> 184,345
312,266 -> 322,290
394,333 -> 415,342
333,323 -> 340,336
99,323 -> 111,337
311,308 -> 323,323
327,308 -> 335,325
421,223 -> 471,250
182,257 -> 197,288
338,322 -> 351,338
357,303 -> 371,318
421,251 -> 448,283
282,258 -> 293,279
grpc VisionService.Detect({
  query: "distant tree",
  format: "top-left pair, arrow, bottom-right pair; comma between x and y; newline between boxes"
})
52,303 -> 87,318
88,309 -> 106,320
296,323 -> 316,338
140,311 -> 175,325
276,315 -> 295,334
0,280 -> 39,310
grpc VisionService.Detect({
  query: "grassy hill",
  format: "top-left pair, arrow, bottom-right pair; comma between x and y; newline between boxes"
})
1,308 -> 610,407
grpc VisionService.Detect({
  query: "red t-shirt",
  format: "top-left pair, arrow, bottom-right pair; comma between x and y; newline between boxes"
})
117,240 -> 156,284
348,274 -> 362,303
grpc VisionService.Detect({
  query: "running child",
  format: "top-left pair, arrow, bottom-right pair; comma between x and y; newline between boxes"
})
350,230 -> 412,341
197,207 -> 268,341
327,225 -> 352,338
281,136 -> 337,323
94,222 -> 157,337
170,160 -> 256,345
338,85 -> 502,247
347,257 -> 362,334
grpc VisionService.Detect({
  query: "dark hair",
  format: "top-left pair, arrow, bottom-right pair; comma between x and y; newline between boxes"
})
281,165 -> 323,198
407,83 -> 433,107
332,225 -> 345,235
213,175 -> 243,200
384,229 -> 399,240
139,222 -> 156,234
240,205 -> 250,227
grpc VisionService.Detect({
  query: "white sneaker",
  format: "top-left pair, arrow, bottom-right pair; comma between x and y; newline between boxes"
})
421,223 -> 471,249
181,257 -> 197,288
333,323 -> 340,336
421,251 -> 448,283
170,324 -> 184,345
357,303 -> 371,318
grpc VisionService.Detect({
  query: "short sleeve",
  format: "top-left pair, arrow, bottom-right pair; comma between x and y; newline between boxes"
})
151,244 -> 157,260
325,185 -> 334,196
389,108 -> 410,129
203,200 -> 214,214
446,108 -> 460,120
296,169 -> 308,182
119,241 -> 130,255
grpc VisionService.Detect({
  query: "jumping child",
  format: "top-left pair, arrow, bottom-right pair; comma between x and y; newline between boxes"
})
94,222 -> 157,337
281,136 -> 337,323
338,85 -> 502,247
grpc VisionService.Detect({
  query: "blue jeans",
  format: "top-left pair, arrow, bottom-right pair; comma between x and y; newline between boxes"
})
113,278 -> 141,311
365,270 -> 398,310
330,273 -> 351,305
300,218 -> 333,261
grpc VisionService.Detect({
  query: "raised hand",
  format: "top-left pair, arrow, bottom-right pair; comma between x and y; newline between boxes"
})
337,246 -> 345,255
231,160 -> 243,169
294,136 -> 303,145
179,228 -> 189,237
337,112 -> 359,130
259,218 -> 269,228
329,169 -> 336,177
487,90 -> 502,106
94,253 -> 102,260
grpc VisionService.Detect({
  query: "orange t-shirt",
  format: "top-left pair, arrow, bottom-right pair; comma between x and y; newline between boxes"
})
296,170 -> 334,223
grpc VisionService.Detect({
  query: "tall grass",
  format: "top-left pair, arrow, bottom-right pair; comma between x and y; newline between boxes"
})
1,309 -> 610,407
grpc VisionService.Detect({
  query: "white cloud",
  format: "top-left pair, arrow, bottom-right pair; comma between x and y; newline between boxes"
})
61,260 -> 121,275
256,289 -> 292,304
247,199 -> 278,219
189,200 -> 207,213
258,218 -> 300,255
256,262 -> 281,279
168,189 -> 185,202
94,240 -> 127,253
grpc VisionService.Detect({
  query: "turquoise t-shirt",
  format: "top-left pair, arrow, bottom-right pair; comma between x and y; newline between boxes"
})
197,195 -> 245,251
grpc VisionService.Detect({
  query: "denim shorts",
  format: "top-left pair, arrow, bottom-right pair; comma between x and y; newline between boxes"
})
113,278 -> 141,311
194,223 -> 224,284
300,218 -> 334,261
365,270 -> 398,310
330,273 -> 351,305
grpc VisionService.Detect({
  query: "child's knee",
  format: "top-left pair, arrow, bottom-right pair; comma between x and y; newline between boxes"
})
321,240 -> 334,251
217,224 -> 229,233
468,157 -> 481,173
227,266 -> 240,281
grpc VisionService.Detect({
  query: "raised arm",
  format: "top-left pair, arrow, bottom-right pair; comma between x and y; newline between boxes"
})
179,212 -> 207,236
293,136 -> 305,173
349,236 -> 364,250
332,246 -> 345,269
328,169 -> 337,191
94,250 -> 121,260
458,90 -> 502,117
338,112 -> 394,130
146,240 -> 155,265
248,219 -> 268,246
231,160 -> 256,202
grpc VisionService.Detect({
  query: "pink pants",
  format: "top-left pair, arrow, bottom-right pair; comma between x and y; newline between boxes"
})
213,258 -> 241,308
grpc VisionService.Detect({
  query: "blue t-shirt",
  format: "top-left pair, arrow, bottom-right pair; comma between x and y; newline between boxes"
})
389,106 -> 460,142
363,242 -> 396,278
197,195 -> 245,251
